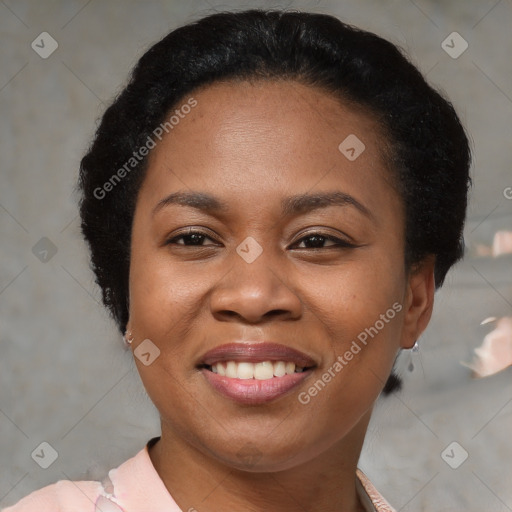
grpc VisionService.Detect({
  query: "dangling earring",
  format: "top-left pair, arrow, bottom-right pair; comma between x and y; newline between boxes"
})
123,330 -> 134,347
407,341 -> 419,372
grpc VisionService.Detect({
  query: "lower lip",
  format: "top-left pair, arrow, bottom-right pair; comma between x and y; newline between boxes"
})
201,368 -> 312,405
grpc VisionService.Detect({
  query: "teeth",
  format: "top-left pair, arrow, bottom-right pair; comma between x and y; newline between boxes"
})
225,361 -> 237,378
210,361 -> 305,379
237,362 -> 254,380
273,361 -> 286,377
254,361 -> 274,380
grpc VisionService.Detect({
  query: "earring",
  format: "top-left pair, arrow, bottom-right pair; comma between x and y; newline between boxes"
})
123,330 -> 134,347
407,341 -> 419,372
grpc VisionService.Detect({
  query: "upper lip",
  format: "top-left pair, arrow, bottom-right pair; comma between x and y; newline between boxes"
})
199,342 -> 317,368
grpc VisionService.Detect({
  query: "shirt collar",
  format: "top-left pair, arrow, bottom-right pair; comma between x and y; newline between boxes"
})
108,438 -> 395,512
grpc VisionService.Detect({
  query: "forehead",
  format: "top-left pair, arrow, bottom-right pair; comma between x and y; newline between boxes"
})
139,79 -> 400,224
170,79 -> 388,165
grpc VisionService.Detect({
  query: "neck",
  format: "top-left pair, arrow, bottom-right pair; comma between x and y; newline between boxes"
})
148,412 -> 371,512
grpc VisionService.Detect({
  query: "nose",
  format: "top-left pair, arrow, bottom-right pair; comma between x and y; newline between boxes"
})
209,251 -> 302,324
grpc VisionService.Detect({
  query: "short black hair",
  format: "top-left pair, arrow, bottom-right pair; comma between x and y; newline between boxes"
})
78,9 -> 471,394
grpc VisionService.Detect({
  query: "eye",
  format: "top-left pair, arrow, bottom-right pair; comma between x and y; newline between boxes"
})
165,229 -> 356,249
165,228 -> 220,247
292,232 -> 356,249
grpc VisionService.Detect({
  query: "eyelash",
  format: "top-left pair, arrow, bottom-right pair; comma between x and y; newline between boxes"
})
165,229 -> 356,250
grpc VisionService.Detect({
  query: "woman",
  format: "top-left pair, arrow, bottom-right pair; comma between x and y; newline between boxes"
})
4,8 -> 471,512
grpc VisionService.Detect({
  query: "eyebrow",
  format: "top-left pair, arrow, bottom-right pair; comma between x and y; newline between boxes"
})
153,191 -> 228,216
153,190 -> 374,220
281,191 -> 374,220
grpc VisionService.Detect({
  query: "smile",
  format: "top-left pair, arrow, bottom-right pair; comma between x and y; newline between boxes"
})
199,342 -> 316,404
208,360 -> 306,379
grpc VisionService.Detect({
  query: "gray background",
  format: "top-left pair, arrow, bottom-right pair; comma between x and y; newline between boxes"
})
1,0 -> 511,510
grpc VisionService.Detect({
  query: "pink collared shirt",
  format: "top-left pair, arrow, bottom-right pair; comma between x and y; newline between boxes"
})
2,438 -> 395,512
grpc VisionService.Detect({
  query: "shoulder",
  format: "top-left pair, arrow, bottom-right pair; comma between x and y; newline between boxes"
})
1,479 -> 103,512
1,441 -> 157,512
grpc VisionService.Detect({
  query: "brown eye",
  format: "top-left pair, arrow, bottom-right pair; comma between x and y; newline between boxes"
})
166,229 -> 219,246
293,233 -> 356,249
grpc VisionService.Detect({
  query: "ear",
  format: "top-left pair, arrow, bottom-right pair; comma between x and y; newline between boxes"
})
400,255 -> 436,349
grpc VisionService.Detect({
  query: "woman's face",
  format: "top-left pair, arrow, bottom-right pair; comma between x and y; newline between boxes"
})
128,80 -> 433,471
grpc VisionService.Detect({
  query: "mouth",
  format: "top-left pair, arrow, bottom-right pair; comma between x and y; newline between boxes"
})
198,342 -> 317,404
202,360 -> 311,378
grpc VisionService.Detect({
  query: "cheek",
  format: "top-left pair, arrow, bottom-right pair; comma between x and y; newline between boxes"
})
293,268 -> 403,442
305,254 -> 404,331
301,255 -> 405,378
128,246 -> 209,337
